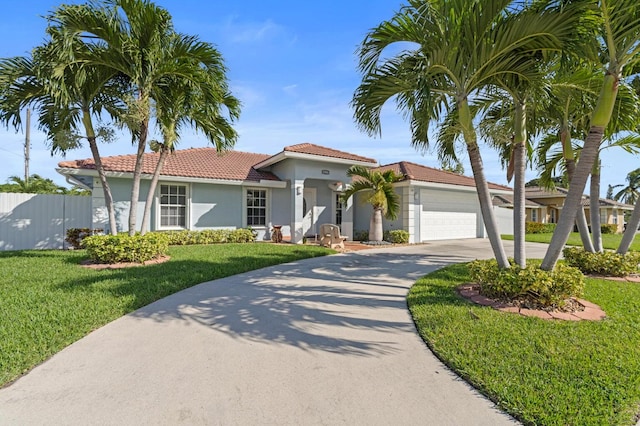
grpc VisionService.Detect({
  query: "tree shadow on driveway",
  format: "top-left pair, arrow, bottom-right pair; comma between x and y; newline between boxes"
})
124,250 -> 472,357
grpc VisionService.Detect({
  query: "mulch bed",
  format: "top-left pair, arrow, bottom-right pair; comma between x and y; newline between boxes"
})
457,283 -> 607,321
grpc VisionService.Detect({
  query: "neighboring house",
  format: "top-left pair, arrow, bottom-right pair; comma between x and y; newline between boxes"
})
57,143 -> 513,244
493,186 -> 633,233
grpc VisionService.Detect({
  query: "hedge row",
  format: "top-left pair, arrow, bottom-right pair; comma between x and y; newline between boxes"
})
162,229 -> 256,245
525,222 -> 556,234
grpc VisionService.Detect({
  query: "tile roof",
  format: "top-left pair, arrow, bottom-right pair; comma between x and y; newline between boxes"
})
374,161 -> 512,191
282,143 -> 377,164
493,194 -> 545,208
525,186 -> 633,209
58,148 -> 280,182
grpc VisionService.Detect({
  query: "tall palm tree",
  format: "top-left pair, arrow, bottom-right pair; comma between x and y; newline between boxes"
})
138,75 -> 240,234
541,0 -> 640,270
50,0 -> 236,235
342,166 -> 402,242
352,0 -> 580,268
0,38 -> 122,235
613,168 -> 640,205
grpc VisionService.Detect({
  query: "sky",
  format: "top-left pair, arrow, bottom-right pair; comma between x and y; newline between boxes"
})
0,0 -> 637,197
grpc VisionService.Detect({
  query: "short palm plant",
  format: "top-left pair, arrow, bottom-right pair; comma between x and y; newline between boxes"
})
342,165 -> 402,242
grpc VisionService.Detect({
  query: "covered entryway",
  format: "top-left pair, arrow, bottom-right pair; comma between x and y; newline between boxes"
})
302,187 -> 317,237
419,189 -> 479,241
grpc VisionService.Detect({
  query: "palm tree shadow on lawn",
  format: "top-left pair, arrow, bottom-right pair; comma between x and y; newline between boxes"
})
57,250 -> 471,357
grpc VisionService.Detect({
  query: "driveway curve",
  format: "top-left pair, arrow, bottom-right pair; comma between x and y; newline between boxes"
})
0,239 -> 550,425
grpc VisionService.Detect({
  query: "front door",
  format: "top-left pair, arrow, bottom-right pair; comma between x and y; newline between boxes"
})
302,188 -> 317,237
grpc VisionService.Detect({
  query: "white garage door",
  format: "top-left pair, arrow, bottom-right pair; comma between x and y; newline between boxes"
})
420,189 -> 478,241
421,211 -> 477,240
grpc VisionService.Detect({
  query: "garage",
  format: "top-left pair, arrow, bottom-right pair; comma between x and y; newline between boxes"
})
419,188 -> 479,241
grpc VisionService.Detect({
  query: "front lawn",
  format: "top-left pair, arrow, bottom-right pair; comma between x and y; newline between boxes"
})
408,264 -> 640,425
502,232 -> 640,251
0,243 -> 332,387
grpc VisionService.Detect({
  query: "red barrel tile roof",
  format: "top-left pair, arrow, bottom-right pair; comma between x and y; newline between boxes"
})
58,148 -> 280,182
375,161 -> 512,191
282,143 -> 377,164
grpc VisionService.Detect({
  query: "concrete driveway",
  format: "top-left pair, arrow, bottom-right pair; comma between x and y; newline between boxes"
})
0,239 -> 551,425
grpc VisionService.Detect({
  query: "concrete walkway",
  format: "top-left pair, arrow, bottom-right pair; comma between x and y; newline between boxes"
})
0,239 -> 550,425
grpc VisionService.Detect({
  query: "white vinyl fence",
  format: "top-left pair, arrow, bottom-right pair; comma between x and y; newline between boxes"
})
0,193 -> 91,251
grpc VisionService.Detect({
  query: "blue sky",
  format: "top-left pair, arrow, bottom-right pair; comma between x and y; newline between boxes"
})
0,0 -> 636,196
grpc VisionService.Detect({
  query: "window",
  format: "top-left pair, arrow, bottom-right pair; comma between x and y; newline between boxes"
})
550,209 -> 557,224
531,209 -> 538,222
600,210 -> 607,224
612,209 -> 618,225
247,189 -> 267,226
160,184 -> 187,228
335,193 -> 343,226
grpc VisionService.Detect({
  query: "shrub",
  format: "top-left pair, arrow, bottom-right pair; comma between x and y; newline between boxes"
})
161,228 -> 256,246
468,259 -> 584,308
563,247 -> 640,277
82,233 -> 169,264
353,230 -> 369,241
600,224 -> 618,234
525,222 -> 556,234
65,228 -> 103,249
384,229 -> 410,244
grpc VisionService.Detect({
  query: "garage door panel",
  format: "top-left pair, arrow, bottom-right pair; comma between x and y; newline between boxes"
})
420,211 -> 477,241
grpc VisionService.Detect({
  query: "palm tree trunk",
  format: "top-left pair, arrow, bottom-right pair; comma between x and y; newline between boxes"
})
82,109 -> 117,235
513,101 -> 526,268
128,117 -> 149,236
459,99 -> 509,268
139,147 -> 169,235
566,159 -> 595,252
618,199 -> 640,254
562,126 -> 594,251
541,72 -> 619,270
590,156 -> 603,252
369,208 -> 384,242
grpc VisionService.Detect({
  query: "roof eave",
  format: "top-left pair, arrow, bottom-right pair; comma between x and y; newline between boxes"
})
56,167 -> 284,187
253,151 -> 376,169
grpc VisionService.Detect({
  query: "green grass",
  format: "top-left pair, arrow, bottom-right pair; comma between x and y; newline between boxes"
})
0,243 -> 332,386
408,264 -> 640,425
502,232 -> 640,251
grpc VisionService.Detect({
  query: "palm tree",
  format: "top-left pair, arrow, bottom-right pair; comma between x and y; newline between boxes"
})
342,166 -> 402,242
541,0 -> 640,270
49,0 -> 236,235
1,175 -> 65,194
138,75 -> 240,234
0,38 -> 122,235
615,167 -> 640,254
352,0 -> 580,268
613,168 -> 640,205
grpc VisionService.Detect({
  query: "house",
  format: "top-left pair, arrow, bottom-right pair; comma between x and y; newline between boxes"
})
493,186 -> 633,233
57,143 -> 513,243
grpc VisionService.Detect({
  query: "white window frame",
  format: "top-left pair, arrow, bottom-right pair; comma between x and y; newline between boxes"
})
531,209 -> 538,222
612,209 -> 618,225
550,208 -> 557,224
244,188 -> 269,228
157,183 -> 190,230
600,209 -> 607,224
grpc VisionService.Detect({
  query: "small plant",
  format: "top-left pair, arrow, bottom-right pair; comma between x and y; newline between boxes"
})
353,230 -> 369,241
82,233 -> 169,264
600,224 -> 618,234
65,228 -> 104,249
384,229 -> 410,244
525,222 -> 556,234
563,247 -> 640,277
468,259 -> 584,308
